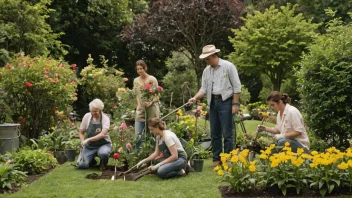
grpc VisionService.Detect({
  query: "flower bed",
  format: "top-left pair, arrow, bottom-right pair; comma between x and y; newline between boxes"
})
214,143 -> 352,197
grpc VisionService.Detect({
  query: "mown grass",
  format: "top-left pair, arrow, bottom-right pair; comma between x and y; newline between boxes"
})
3,120 -> 274,198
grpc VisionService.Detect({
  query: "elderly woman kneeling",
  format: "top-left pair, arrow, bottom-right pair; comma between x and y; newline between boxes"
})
76,99 -> 112,170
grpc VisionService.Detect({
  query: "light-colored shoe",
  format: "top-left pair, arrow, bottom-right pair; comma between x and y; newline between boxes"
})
211,161 -> 221,168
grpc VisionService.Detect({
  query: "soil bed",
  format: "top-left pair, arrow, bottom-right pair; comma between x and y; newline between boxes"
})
219,186 -> 352,198
86,165 -> 151,181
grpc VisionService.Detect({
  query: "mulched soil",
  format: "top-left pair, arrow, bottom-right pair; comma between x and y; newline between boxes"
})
219,185 -> 352,198
86,165 -> 152,181
0,169 -> 53,194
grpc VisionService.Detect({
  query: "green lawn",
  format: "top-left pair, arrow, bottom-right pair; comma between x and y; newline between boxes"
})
3,120 -> 274,198
4,159 -> 221,198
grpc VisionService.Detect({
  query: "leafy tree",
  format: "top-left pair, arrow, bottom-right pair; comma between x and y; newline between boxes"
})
0,55 -> 78,138
0,0 -> 66,57
121,0 -> 245,89
297,11 -> 352,148
162,51 -> 198,108
229,4 -> 319,91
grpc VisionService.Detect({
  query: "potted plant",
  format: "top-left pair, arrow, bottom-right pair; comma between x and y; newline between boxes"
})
64,138 -> 80,161
191,145 -> 211,172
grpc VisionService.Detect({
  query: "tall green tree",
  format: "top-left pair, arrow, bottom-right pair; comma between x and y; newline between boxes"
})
297,11 -> 352,147
0,0 -> 65,58
229,4 -> 319,91
121,0 -> 245,89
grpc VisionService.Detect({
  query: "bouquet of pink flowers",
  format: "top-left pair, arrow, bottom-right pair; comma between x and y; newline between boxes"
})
141,82 -> 163,102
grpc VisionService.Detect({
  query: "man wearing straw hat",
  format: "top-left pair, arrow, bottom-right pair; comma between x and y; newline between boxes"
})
189,45 -> 241,167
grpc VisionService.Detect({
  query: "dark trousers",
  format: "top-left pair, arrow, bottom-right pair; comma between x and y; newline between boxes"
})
209,97 -> 234,162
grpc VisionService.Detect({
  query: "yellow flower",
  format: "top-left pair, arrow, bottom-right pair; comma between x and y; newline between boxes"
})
249,165 -> 256,172
297,148 -> 304,155
223,163 -> 229,171
337,162 -> 348,170
231,149 -> 239,156
230,155 -> 239,163
347,160 -> 352,167
311,151 -> 318,156
284,142 -> 290,147
190,138 -> 194,144
241,149 -> 249,158
217,169 -> 224,176
260,153 -> 268,160
213,166 -> 220,171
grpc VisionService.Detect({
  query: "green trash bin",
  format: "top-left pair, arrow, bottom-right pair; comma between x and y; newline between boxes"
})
0,123 -> 20,154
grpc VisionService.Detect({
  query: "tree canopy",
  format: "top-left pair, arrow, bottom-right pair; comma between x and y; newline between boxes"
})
122,0 -> 245,88
229,4 -> 319,91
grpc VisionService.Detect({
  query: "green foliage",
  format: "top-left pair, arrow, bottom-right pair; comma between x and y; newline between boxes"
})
0,162 -> 27,190
297,12 -> 352,147
0,0 -> 66,57
229,4 -> 319,91
0,88 -> 13,123
12,148 -> 57,175
0,55 -> 78,138
162,51 -> 198,107
80,55 -> 126,114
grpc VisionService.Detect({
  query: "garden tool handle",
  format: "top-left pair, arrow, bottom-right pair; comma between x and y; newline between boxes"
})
254,117 -> 267,141
123,164 -> 138,175
161,102 -> 189,120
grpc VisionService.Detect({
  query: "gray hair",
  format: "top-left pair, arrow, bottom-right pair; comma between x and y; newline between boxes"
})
89,99 -> 104,111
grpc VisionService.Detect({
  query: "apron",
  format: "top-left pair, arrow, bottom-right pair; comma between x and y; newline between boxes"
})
86,115 -> 110,148
158,137 -> 187,160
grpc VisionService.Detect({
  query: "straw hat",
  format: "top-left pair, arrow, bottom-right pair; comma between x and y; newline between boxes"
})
199,45 -> 220,59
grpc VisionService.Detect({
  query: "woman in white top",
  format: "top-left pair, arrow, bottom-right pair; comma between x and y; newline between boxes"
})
258,91 -> 310,152
76,99 -> 112,170
135,118 -> 188,179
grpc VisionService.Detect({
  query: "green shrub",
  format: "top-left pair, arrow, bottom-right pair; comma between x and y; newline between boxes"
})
80,55 -> 126,114
0,162 -> 27,190
297,12 -> 352,148
0,55 -> 78,139
12,148 -> 57,175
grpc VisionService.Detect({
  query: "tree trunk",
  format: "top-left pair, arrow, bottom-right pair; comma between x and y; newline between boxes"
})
194,59 -> 205,90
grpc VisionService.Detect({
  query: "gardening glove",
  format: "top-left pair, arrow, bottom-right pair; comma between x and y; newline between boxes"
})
274,134 -> 285,141
136,159 -> 147,169
149,163 -> 161,171
81,139 -> 90,147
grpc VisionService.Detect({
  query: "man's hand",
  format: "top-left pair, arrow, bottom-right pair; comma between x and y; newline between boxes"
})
232,105 -> 239,114
149,163 -> 161,171
136,159 -> 147,169
274,134 -> 285,141
81,138 -> 90,147
188,97 -> 196,104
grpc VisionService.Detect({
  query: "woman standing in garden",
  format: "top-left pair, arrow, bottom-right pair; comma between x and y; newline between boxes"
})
133,60 -> 160,142
258,91 -> 310,152
76,99 -> 112,170
136,118 -> 188,179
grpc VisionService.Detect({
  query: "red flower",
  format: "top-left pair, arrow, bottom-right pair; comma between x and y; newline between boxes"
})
53,106 -> 57,111
148,89 -> 155,93
71,64 -> 77,69
54,78 -> 59,83
121,137 -> 125,142
26,63 -> 30,67
44,75 -> 49,79
7,65 -> 12,70
45,68 -> 50,73
19,117 -> 26,124
25,82 -> 33,88
113,153 -> 120,159
144,83 -> 151,90
157,86 -> 163,91
48,78 -> 52,82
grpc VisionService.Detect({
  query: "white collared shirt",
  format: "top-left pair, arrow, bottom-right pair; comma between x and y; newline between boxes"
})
274,104 -> 310,150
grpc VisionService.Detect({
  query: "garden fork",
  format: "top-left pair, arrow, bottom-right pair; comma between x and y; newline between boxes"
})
254,117 -> 267,141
